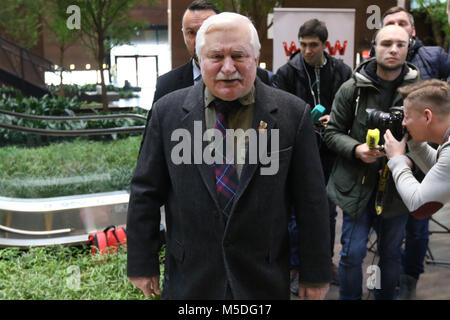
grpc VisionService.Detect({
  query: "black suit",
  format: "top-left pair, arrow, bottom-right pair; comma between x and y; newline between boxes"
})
127,79 -> 331,299
152,60 -> 195,105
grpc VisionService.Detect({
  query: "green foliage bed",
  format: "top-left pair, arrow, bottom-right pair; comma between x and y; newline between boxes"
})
0,136 -> 142,198
0,86 -> 147,147
0,245 -> 164,300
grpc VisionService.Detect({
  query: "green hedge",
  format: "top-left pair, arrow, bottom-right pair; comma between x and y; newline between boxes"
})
0,136 -> 142,198
0,87 -> 147,147
47,84 -> 139,100
0,246 -> 164,300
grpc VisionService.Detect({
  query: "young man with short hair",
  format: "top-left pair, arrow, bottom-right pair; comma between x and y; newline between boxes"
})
381,6 -> 450,299
273,18 -> 352,291
384,79 -> 450,220
325,25 -> 420,300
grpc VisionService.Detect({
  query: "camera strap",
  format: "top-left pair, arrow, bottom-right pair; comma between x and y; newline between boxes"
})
375,163 -> 390,215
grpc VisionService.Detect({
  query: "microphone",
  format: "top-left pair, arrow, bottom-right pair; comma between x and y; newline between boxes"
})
366,128 -> 380,149
311,104 -> 326,124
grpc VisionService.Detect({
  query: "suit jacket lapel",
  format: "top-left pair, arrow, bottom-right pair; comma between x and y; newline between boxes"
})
179,60 -> 195,88
179,79 -> 279,213
232,79 -> 278,211
180,82 -> 220,209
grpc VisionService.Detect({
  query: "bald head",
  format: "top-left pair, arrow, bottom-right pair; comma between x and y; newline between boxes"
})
374,25 -> 410,77
375,25 -> 409,45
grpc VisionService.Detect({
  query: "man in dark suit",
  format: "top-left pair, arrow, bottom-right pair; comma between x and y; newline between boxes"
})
127,12 -> 331,300
152,1 -> 271,106
152,0 -> 219,104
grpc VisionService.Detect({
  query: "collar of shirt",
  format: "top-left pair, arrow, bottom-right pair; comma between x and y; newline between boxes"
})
192,59 -> 202,83
204,85 -> 256,109
443,126 -> 450,144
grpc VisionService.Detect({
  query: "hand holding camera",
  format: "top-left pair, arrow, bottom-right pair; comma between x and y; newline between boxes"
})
383,129 -> 409,160
367,106 -> 407,141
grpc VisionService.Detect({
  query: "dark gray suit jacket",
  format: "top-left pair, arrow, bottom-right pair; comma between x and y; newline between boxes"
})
127,78 -> 331,299
152,60 -> 194,105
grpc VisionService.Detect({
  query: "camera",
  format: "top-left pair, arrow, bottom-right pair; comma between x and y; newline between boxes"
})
366,107 -> 407,141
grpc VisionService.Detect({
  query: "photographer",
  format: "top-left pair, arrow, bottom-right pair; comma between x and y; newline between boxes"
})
324,25 -> 420,300
380,6 -> 450,300
384,79 -> 450,219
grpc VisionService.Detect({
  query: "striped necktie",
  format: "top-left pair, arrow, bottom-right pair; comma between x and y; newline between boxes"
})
213,99 -> 240,216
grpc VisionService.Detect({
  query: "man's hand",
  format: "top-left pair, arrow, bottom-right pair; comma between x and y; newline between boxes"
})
383,129 -> 408,159
318,114 -> 331,128
312,115 -> 331,131
298,284 -> 329,300
355,143 -> 385,163
129,276 -> 161,297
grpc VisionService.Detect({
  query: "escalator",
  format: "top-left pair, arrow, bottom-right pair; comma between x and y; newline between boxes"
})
0,109 -> 148,247
0,35 -> 55,97
0,191 -> 130,247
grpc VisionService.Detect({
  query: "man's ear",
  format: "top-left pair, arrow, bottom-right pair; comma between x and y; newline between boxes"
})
412,26 -> 416,38
424,108 -> 433,124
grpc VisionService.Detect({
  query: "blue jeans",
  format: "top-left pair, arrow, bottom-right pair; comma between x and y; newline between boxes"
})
402,216 -> 429,279
339,198 -> 408,300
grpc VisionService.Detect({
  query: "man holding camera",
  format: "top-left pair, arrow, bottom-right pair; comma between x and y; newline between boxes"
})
324,25 -> 420,300
384,79 -> 450,221
381,6 -> 450,299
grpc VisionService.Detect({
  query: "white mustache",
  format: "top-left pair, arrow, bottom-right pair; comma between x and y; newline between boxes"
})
215,72 -> 243,81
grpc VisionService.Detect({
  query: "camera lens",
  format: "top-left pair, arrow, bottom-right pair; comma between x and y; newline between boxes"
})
367,109 -> 391,130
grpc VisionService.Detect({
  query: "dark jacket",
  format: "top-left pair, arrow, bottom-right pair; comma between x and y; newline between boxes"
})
152,60 -> 195,105
272,51 -> 352,178
407,38 -> 450,80
272,51 -> 352,113
369,37 -> 450,81
324,58 -> 420,219
127,78 -> 331,299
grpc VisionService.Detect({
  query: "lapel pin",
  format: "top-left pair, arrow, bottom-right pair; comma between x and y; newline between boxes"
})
258,120 -> 268,131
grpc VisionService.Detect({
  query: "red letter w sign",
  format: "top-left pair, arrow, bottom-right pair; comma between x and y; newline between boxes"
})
326,40 -> 348,56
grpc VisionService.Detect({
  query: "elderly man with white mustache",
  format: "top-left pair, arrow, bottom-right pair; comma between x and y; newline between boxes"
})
127,12 -> 331,300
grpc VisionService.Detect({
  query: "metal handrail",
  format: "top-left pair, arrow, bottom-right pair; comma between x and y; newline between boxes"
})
0,191 -> 130,213
0,191 -> 130,240
0,35 -> 58,95
0,35 -> 56,68
0,224 -> 72,236
0,108 -> 147,121
0,122 -> 145,136
0,108 -> 147,136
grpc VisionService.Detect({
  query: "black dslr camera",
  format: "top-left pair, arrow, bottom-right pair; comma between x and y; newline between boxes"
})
367,106 -> 407,141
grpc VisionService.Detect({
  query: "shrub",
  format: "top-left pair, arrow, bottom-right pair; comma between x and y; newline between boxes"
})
0,136 -> 142,198
0,245 -> 164,300
0,90 -> 147,147
47,84 -> 139,100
